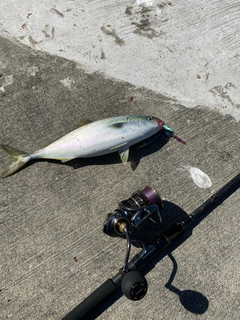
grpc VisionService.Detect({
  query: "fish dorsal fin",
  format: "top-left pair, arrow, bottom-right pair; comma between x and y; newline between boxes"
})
119,147 -> 129,165
75,119 -> 93,129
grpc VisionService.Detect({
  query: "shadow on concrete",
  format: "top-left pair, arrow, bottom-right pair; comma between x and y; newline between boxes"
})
165,253 -> 209,314
70,176 -> 240,320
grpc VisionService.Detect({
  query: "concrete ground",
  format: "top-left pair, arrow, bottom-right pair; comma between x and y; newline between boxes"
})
0,1 -> 240,320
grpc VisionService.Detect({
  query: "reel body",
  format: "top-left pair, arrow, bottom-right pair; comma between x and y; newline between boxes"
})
104,186 -> 163,237
103,186 -> 164,300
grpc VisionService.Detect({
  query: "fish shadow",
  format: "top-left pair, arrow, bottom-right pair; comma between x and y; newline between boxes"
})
61,132 -> 170,171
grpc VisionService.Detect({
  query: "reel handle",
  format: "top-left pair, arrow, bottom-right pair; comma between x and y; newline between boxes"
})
121,271 -> 148,300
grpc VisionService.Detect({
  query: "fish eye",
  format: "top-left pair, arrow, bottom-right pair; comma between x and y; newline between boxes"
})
147,116 -> 153,121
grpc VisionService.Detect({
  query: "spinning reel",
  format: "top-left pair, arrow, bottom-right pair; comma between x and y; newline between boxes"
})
103,186 -> 164,300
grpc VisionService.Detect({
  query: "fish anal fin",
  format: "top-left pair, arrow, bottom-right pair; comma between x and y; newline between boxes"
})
60,158 -> 73,163
41,156 -> 73,163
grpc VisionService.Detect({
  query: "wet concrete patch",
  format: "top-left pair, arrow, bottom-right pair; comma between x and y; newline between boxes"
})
101,25 -> 125,46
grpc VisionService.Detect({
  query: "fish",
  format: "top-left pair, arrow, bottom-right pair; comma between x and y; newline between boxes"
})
0,115 -> 166,179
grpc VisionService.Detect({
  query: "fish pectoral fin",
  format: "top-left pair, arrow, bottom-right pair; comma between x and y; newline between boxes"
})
110,142 -> 129,164
75,118 -> 93,129
119,147 -> 129,165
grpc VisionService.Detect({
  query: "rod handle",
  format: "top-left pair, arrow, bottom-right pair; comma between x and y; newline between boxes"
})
62,279 -> 117,320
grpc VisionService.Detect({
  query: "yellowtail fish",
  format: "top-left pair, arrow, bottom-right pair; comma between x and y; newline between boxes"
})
0,115 -> 167,179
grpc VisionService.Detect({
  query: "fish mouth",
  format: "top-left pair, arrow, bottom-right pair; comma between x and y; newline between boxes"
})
157,118 -> 165,127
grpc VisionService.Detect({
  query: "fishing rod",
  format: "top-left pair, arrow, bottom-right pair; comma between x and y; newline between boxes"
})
63,172 -> 240,320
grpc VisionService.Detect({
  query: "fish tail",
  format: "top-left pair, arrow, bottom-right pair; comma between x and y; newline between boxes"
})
0,144 -> 30,179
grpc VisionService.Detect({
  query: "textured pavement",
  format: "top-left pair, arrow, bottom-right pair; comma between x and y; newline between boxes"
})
0,12 -> 240,320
